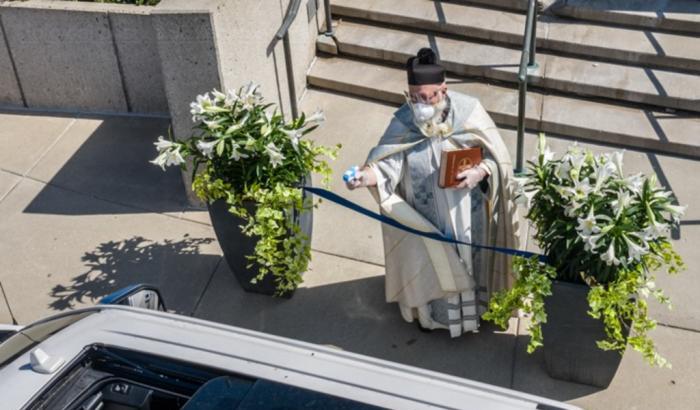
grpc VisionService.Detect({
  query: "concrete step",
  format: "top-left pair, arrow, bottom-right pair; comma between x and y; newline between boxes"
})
550,0 -> 700,34
447,0 -> 530,12
307,56 -> 700,159
329,19 -> 700,113
331,0 -> 700,72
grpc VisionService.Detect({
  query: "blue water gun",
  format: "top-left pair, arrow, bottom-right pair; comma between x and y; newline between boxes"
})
343,165 -> 360,183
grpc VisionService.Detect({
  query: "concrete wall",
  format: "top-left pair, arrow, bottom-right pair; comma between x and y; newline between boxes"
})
0,0 -> 322,121
211,0 -> 322,120
0,0 -> 168,114
0,13 -> 23,107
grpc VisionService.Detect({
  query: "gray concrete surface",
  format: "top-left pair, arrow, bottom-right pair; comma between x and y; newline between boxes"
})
111,12 -> 169,114
0,6 -> 128,112
0,0 -> 170,114
0,16 -> 23,108
0,89 -> 698,409
330,19 -> 700,113
331,0 -> 700,72
308,56 -> 700,158
550,0 -> 700,34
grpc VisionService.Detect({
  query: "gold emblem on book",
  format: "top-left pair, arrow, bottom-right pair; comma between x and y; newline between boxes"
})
458,157 -> 473,170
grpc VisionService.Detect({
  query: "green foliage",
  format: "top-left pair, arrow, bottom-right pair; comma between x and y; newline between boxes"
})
483,256 -> 556,353
153,83 -> 339,296
485,133 -> 686,367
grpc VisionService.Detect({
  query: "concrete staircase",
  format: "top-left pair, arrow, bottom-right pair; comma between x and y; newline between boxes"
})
308,0 -> 700,158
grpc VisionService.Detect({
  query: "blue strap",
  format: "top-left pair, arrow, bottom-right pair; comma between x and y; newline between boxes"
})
302,186 -> 546,262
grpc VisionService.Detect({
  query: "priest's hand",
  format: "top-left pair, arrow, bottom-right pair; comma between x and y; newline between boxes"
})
455,165 -> 488,190
345,166 -> 377,190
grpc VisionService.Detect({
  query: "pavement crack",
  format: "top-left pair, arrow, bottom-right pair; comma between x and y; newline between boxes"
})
25,117 -> 77,178
657,321 -> 700,334
190,256 -> 223,317
310,248 -> 385,268
0,280 -> 18,325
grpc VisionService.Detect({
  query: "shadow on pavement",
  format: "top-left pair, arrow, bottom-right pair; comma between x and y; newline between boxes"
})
24,116 -> 187,215
549,0 -> 700,13
49,235 -> 218,315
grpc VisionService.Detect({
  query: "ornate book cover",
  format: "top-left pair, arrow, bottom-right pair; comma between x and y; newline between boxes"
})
439,147 -> 483,188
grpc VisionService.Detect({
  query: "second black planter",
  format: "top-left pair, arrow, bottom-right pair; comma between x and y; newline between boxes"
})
541,280 -> 628,388
207,189 -> 313,297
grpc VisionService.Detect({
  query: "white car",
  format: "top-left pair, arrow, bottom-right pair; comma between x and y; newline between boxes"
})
0,284 -> 579,410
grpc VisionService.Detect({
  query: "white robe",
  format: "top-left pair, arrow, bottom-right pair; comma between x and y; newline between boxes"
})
365,91 -> 521,337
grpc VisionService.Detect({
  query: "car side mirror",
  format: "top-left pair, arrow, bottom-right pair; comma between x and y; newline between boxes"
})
99,284 -> 166,312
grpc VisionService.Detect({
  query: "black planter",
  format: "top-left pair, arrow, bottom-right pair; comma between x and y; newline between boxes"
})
541,281 -> 628,388
207,187 -> 313,298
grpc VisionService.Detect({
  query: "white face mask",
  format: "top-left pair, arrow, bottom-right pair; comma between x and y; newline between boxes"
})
411,97 -> 448,125
412,103 -> 436,123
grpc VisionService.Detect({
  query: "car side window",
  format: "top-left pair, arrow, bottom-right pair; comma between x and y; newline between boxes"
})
0,312 -> 94,369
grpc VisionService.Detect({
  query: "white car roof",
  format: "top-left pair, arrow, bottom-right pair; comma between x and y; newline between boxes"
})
0,306 -> 579,410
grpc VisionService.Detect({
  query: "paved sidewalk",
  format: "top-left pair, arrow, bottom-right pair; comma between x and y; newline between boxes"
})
0,90 -> 698,409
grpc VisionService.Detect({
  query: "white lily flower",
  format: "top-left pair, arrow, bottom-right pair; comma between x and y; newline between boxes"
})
265,142 -> 285,168
601,241 -> 620,266
577,207 -> 602,237
203,118 -> 225,131
663,203 -> 687,219
584,233 -> 603,253
211,88 -> 226,102
224,89 -> 239,107
153,136 -> 175,153
594,161 -> 616,190
305,109 -> 325,126
611,150 -> 625,176
229,141 -> 249,161
563,177 -> 593,201
196,139 -> 218,159
189,93 -> 210,122
191,92 -> 223,119
150,146 -> 185,171
534,133 -> 554,164
555,160 -> 572,180
625,174 -> 645,194
281,128 -> 302,153
569,150 -> 586,173
611,190 -> 632,216
241,82 -> 262,109
653,190 -> 673,200
437,122 -> 452,137
623,234 -> 648,262
642,220 -> 669,240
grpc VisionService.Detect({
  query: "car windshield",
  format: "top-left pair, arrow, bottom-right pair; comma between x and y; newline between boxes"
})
0,311 -> 94,369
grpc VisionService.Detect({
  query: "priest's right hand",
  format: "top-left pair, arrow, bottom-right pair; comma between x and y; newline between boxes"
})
345,166 -> 377,190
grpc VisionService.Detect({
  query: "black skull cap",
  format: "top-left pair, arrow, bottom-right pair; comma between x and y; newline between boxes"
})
406,48 -> 445,86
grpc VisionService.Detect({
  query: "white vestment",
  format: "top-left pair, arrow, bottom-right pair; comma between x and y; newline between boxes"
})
365,91 -> 521,337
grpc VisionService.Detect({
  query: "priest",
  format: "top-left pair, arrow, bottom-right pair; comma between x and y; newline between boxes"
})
346,48 -> 521,337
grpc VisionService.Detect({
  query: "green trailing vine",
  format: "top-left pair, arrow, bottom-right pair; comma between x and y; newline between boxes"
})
483,256 -> 556,353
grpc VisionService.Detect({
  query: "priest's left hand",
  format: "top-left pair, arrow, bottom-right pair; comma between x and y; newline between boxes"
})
455,166 -> 488,190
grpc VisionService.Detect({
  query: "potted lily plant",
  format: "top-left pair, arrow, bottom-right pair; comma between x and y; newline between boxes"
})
484,134 -> 686,387
151,82 -> 339,296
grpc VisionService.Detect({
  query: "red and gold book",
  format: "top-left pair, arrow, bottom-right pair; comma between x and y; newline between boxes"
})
439,147 -> 483,188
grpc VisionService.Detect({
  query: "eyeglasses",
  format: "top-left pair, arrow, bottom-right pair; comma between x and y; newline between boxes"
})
403,89 -> 444,104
